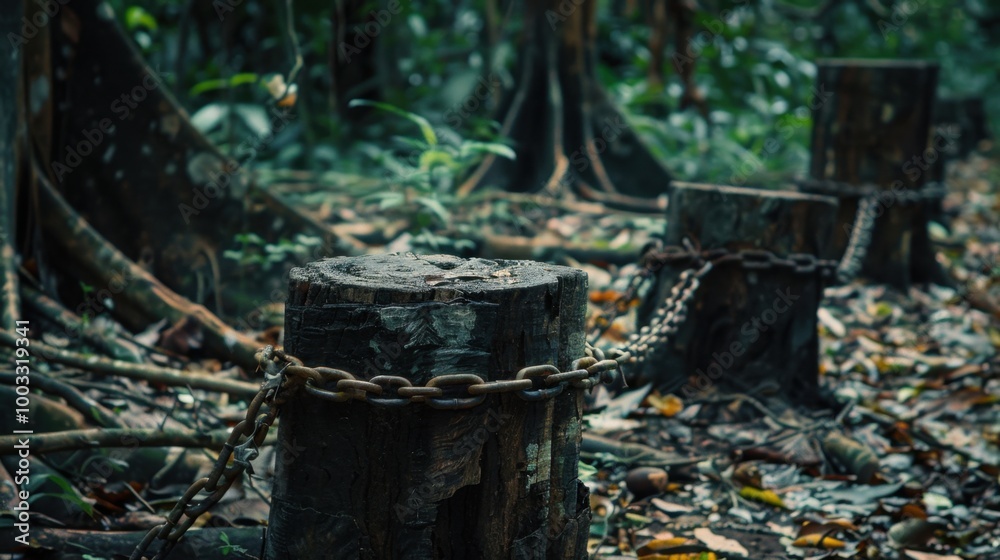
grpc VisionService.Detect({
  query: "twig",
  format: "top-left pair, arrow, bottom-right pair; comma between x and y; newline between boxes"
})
0,330 -> 260,399
0,427 -> 277,456
694,392 -> 812,431
282,0 -> 303,98
20,283 -> 144,363
582,433 -> 704,467
0,370 -> 121,428
856,406 -> 996,466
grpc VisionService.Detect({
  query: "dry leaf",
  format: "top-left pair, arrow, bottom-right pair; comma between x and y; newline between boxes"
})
693,528 -> 749,556
739,486 -> 786,509
647,392 -> 684,417
791,534 -> 846,549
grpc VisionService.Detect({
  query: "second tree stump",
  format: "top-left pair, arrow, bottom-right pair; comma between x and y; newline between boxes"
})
636,182 -> 838,400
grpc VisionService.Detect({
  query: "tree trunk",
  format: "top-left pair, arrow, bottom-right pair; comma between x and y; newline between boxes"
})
0,2 -> 22,331
457,0 -> 672,208
636,182 -> 838,401
268,253 -> 592,559
805,59 -> 940,288
24,0 -> 348,326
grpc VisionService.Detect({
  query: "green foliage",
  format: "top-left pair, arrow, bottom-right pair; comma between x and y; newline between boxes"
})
351,99 -> 514,229
190,73 -> 261,97
29,473 -> 94,517
224,233 -> 323,271
219,531 -> 249,556
104,0 -> 997,188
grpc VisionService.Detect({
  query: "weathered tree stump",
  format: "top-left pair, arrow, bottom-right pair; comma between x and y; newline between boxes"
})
267,253 -> 591,560
636,182 -> 838,400
802,59 -> 941,288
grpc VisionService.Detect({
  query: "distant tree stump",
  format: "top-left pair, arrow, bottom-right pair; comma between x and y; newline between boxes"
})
266,253 -> 591,560
636,182 -> 838,400
802,59 -> 942,288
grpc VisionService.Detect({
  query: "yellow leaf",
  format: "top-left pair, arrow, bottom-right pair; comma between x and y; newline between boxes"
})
637,538 -> 689,554
647,392 -> 684,417
739,486 -> 786,508
792,534 -> 846,549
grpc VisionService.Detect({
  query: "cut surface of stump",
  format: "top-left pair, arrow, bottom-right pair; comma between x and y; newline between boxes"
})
267,253 -> 591,560
805,59 -> 941,288
637,182 -> 838,401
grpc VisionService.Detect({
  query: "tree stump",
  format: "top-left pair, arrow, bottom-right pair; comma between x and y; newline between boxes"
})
636,182 -> 838,401
802,59 -> 941,288
267,253 -> 591,560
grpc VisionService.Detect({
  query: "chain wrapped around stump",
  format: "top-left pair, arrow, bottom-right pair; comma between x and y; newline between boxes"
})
130,344 -> 629,560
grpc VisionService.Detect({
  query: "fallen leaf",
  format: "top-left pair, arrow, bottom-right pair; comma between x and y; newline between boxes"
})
903,551 -> 962,560
791,534 -> 846,549
646,392 -> 684,417
693,528 -> 749,556
739,486 -> 786,509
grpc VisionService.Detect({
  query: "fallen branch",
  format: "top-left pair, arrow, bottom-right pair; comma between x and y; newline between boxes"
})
0,426 -> 277,456
1,526 -> 265,557
34,165 -> 260,369
0,330 -> 260,399
21,282 -> 145,363
0,370 -> 121,428
582,432 -> 703,468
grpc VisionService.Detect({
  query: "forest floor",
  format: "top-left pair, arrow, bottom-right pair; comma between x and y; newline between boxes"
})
3,150 -> 998,559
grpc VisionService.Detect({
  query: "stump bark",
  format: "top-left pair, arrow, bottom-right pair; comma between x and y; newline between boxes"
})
804,59 -> 941,288
636,182 -> 838,400
267,253 -> 591,560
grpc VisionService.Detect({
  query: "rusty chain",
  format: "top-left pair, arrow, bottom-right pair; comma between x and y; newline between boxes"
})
131,344 -> 628,560
588,241 -> 666,343
796,178 -> 948,204
615,244 -> 840,365
836,195 -> 879,284
130,347 -> 298,560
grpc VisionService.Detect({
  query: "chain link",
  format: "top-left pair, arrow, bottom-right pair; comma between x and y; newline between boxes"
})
619,245 -> 840,365
130,347 -> 298,560
796,177 -> 947,205
622,259 -> 712,367
130,344 -> 628,560
836,195 -> 879,284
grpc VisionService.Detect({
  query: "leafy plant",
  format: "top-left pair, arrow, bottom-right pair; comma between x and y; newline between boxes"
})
219,531 -> 248,556
28,473 -> 95,518
223,233 -> 323,271
349,99 -> 514,229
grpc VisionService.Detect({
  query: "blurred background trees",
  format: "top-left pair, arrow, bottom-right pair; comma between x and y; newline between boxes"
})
102,0 -> 999,187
